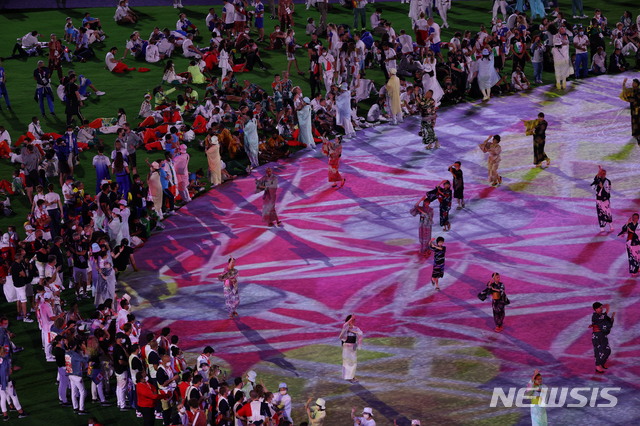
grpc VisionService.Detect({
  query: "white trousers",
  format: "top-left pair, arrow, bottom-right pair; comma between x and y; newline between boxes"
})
0,382 -> 22,413
116,372 -> 129,408
492,1 -> 507,21
69,375 -> 86,411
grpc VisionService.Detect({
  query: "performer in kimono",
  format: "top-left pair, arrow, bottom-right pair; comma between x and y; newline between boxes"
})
477,49 -> 500,101
321,136 -> 346,188
256,167 -> 282,227
448,161 -> 464,209
620,78 -> 640,144
339,314 -> 363,383
479,135 -> 502,186
618,213 -> 640,275
487,272 -> 507,332
429,236 -> 445,290
524,112 -> 549,167
386,69 -> 403,125
590,166 -> 613,231
590,302 -> 615,373
217,257 -> 239,318
525,370 -> 548,426
437,180 -> 452,231
551,42 -> 573,90
205,131 -> 222,186
411,201 -> 433,257
297,97 -> 315,149
417,90 -> 439,149
244,114 -> 260,172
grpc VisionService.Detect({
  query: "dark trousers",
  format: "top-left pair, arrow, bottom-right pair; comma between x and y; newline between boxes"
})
47,208 -> 62,238
162,189 -> 175,211
492,299 -> 506,327
592,332 -> 611,367
140,406 -> 155,426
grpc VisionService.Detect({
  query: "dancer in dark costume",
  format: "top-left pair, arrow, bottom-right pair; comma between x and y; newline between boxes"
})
590,166 -> 613,232
590,302 -> 615,374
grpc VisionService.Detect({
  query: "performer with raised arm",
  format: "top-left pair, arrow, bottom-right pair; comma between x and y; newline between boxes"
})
339,314 -> 363,384
590,166 -> 613,232
590,302 -> 615,373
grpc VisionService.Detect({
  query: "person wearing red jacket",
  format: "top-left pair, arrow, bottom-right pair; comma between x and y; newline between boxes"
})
136,372 -> 169,426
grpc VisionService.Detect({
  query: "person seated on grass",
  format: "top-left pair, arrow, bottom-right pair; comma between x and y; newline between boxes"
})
268,25 -> 286,50
185,62 -> 206,85
11,30 -> 44,58
145,39 -> 161,63
162,60 -> 188,85
511,66 -> 530,91
114,0 -> 138,24
157,34 -> 176,58
122,32 -> 147,59
177,13 -> 199,36
82,22 -> 106,44
105,47 -> 136,73
82,12 -> 102,30
64,17 -> 79,43
74,27 -> 95,62
182,33 -> 204,59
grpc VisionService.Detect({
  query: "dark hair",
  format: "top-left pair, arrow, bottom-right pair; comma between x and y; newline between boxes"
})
592,302 -> 603,310
538,112 -> 545,118
344,314 -> 352,323
436,236 -> 445,243
204,345 -> 215,354
493,135 -> 501,142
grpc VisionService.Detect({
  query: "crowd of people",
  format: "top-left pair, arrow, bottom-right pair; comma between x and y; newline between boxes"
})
0,0 -> 639,425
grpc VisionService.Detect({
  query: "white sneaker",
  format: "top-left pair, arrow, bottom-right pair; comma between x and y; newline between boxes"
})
80,95 -> 87,101
23,318 -> 34,323
96,91 -> 106,96
178,2 -> 183,7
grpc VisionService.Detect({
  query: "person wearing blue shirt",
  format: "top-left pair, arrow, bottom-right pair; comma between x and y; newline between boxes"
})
0,347 -> 28,421
0,62 -> 11,111
66,343 -> 88,415
159,160 -> 175,214
82,13 -> 101,30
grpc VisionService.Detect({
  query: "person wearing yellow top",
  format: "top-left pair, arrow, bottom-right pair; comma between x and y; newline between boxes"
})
187,60 -> 207,84
525,369 -> 548,426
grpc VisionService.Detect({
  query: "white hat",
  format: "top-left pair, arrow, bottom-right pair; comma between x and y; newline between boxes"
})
278,382 -> 287,389
482,48 -> 490,56
411,421 -> 421,425
91,243 -> 101,253
246,370 -> 257,382
315,398 -> 326,409
24,224 -> 35,232
112,208 -> 121,215
303,97 -> 311,104
389,68 -> 397,75
119,199 -> 128,206
44,292 -> 53,300
363,407 -> 373,416
340,82 -> 348,90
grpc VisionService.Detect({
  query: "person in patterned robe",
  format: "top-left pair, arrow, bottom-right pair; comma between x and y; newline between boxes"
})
590,302 -> 615,373
217,257 -> 239,318
321,136 -> 346,188
417,90 -> 439,149
487,273 -> 507,332
429,236 -> 446,290
590,166 -> 613,231
618,213 -> 640,275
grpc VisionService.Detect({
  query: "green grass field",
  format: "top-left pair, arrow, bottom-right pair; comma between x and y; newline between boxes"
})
0,1 -> 635,424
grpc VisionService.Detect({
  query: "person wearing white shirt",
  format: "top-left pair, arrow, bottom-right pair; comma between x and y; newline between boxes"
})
145,40 -> 161,63
157,36 -> 175,58
105,47 -> 134,73
0,126 -> 11,145
272,383 -> 293,423
12,31 -> 43,57
28,117 -> 44,140
206,8 -> 217,31
573,27 -> 589,78
382,44 -> 397,75
354,34 -> 367,73
182,34 -> 202,58
397,30 -> 413,54
222,0 -> 236,36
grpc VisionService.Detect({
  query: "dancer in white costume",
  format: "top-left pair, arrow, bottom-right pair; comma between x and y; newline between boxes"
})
434,0 -> 451,28
339,315 -> 363,383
